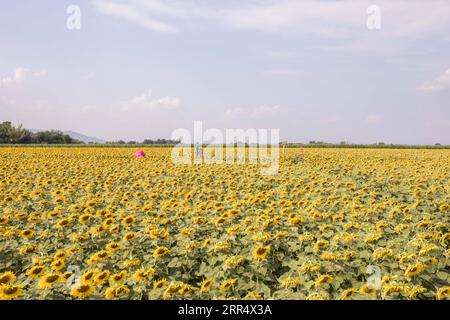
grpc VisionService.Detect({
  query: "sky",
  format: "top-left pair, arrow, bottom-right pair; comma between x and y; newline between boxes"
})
0,0 -> 449,144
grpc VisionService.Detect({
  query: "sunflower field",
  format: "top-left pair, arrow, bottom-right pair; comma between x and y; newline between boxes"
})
0,147 -> 449,300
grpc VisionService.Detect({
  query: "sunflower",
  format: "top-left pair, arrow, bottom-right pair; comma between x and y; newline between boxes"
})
50,259 -> 65,271
70,283 -> 95,299
314,274 -> 334,287
298,234 -> 314,242
15,212 -> 28,220
372,248 -> 393,260
440,233 -> 450,245
0,272 -> 16,285
436,287 -> 450,300
444,249 -> 450,259
213,242 -> 230,252
219,279 -> 237,292
252,233 -> 271,243
313,240 -> 329,251
91,250 -> 110,262
78,214 -> 92,224
61,271 -> 75,282
132,269 -> 152,282
109,225 -> 120,234
408,286 -> 427,299
162,287 -> 174,300
106,242 -> 123,253
359,284 -> 377,294
243,292 -> 262,300
122,215 -> 136,227
164,283 -> 181,298
94,270 -> 110,285
299,265 -> 321,273
341,288 -> 356,300
320,252 -> 340,262
404,262 -> 424,277
23,264 -> 45,278
224,256 -> 245,268
153,246 -> 170,259
228,209 -> 241,217
105,287 -> 116,300
53,251 -> 68,260
252,245 -> 270,261
423,257 -> 438,266
214,217 -> 228,227
123,232 -> 136,242
102,217 -> 116,228
382,284 -> 410,297
226,225 -> 241,236
0,285 -> 23,300
153,278 -> 167,289
110,271 -> 128,284
122,259 -> 141,268
200,279 -> 214,292
245,226 -> 258,235
306,292 -> 329,300
114,285 -> 130,299
178,284 -> 194,295
38,274 -> 61,289
280,277 -> 301,289
343,251 -> 355,262
20,229 -> 34,238
72,234 -> 91,242
439,204 -> 449,213
19,245 -> 36,254
55,218 -> 71,228
81,269 -> 98,284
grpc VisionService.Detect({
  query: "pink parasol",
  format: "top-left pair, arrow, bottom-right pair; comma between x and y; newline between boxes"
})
133,150 -> 145,158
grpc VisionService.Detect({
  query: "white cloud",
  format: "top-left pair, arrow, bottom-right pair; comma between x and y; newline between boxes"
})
226,104 -> 282,117
0,67 -> 47,87
92,0 -> 178,32
418,68 -> 450,93
120,89 -> 181,111
91,0 -> 450,42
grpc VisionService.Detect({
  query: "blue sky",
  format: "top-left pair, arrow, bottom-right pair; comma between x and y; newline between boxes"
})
0,0 -> 449,144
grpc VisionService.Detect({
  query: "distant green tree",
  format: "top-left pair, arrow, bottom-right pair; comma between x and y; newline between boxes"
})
141,139 -> 180,145
0,121 -> 33,143
32,130 -> 81,144
0,122 -> 82,144
0,122 -> 14,143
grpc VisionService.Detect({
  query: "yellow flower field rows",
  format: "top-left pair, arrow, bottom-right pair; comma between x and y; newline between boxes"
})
0,147 -> 449,300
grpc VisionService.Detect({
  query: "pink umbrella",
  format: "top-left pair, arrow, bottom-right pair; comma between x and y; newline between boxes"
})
133,150 -> 145,158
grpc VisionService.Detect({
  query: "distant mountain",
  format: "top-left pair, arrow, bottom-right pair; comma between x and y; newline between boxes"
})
64,131 -> 106,144
29,129 -> 106,144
